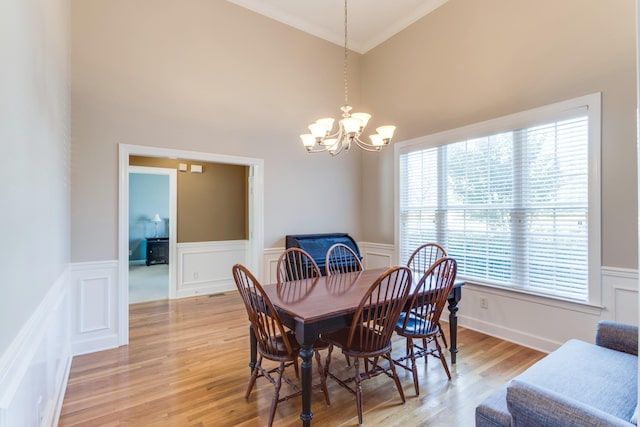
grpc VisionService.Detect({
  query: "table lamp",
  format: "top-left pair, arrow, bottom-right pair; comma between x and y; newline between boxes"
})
152,214 -> 162,238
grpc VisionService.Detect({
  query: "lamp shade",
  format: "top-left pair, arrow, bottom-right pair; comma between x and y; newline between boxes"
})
152,214 -> 162,223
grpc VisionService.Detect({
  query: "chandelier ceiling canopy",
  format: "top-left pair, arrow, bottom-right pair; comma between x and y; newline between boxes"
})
300,0 -> 396,156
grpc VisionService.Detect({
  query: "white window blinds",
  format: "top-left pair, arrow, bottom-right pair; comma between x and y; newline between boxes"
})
398,98 -> 599,302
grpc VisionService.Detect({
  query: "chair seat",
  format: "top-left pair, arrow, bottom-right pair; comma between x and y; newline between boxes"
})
262,332 -> 329,357
323,327 -> 390,356
396,312 -> 439,337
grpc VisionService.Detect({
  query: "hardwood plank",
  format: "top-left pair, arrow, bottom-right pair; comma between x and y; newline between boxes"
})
59,293 -> 545,427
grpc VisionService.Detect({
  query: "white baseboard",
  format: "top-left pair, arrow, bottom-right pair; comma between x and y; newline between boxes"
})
0,267 -> 72,427
458,315 -> 563,353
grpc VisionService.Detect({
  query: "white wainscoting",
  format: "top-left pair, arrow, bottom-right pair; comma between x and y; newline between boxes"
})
262,242 -> 396,284
68,246 -> 639,359
176,241 -> 248,298
358,242 -> 395,269
70,261 -> 119,356
0,268 -> 72,427
262,247 -> 282,284
458,267 -> 638,353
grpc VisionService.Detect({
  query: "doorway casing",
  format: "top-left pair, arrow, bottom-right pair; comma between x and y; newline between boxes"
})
118,144 -> 264,346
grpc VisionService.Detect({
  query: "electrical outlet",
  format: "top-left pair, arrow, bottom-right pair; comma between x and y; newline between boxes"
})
480,297 -> 489,309
193,272 -> 199,280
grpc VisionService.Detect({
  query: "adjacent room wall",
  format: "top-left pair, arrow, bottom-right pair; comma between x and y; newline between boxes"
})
129,156 -> 248,243
71,0 -> 366,264
360,0 -> 638,271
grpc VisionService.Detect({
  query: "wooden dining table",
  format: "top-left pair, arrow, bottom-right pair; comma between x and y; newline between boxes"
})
249,267 -> 464,427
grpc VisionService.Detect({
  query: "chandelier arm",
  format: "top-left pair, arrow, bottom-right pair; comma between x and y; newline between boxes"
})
352,136 -> 383,152
323,130 -> 341,140
306,144 -> 330,154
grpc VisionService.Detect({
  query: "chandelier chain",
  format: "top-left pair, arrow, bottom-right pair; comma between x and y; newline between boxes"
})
343,0 -> 348,108
299,0 -> 396,156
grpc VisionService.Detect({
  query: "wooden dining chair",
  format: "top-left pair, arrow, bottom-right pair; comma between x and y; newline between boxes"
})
276,248 -> 321,283
393,257 -> 457,395
232,264 -> 330,427
322,266 -> 412,425
325,243 -> 363,276
406,242 -> 447,275
406,242 -> 449,347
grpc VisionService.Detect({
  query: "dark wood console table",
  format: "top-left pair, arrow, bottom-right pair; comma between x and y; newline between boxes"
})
146,237 -> 168,266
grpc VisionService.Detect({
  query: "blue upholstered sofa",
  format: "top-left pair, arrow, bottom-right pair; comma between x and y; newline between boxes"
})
476,321 -> 638,426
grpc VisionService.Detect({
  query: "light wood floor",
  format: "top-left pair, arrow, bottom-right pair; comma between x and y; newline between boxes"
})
59,293 -> 545,427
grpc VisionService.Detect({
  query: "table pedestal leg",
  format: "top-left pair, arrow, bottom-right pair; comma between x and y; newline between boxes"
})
299,345 -> 314,426
447,286 -> 462,364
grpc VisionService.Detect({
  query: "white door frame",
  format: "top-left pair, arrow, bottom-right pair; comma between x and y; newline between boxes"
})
118,144 -> 264,346
128,166 -> 177,300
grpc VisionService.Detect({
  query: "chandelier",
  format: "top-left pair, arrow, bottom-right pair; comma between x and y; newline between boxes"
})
300,0 -> 396,156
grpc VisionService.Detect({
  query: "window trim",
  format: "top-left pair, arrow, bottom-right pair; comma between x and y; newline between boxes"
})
394,93 -> 602,305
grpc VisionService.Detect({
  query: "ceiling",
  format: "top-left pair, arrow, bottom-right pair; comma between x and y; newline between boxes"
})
226,0 -> 449,54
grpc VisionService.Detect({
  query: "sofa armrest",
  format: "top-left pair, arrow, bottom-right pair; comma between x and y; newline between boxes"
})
506,379 -> 635,427
596,320 -> 638,356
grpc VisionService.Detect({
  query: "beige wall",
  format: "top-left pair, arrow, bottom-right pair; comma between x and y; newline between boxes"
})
71,0 -> 365,262
0,0 -> 70,355
129,156 -> 248,242
360,0 -> 638,269
71,0 -> 638,270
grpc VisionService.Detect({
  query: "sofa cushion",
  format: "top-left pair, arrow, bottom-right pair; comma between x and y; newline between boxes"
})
507,379 -> 636,427
515,339 -> 637,421
475,387 -> 511,427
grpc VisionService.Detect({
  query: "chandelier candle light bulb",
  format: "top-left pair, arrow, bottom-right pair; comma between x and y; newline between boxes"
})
300,0 -> 396,156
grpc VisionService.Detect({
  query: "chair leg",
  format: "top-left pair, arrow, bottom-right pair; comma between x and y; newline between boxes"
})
387,351 -> 406,403
438,321 -> 448,349
435,337 -> 452,380
293,357 -> 300,379
268,362 -> 286,427
323,344 -> 334,381
408,338 -> 419,396
344,354 -> 351,366
314,349 -> 331,405
245,356 -> 262,399
354,357 -> 364,426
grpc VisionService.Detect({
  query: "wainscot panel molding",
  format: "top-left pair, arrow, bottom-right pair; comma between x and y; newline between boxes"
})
262,247 -> 283,285
177,241 -> 248,298
358,242 -> 395,270
70,261 -> 119,356
458,266 -> 638,353
0,267 -> 72,427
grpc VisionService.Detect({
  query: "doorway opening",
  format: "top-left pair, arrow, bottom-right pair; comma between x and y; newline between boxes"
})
118,144 -> 264,346
128,166 -> 177,303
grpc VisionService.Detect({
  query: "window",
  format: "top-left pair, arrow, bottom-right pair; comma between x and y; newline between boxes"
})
396,94 -> 601,303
